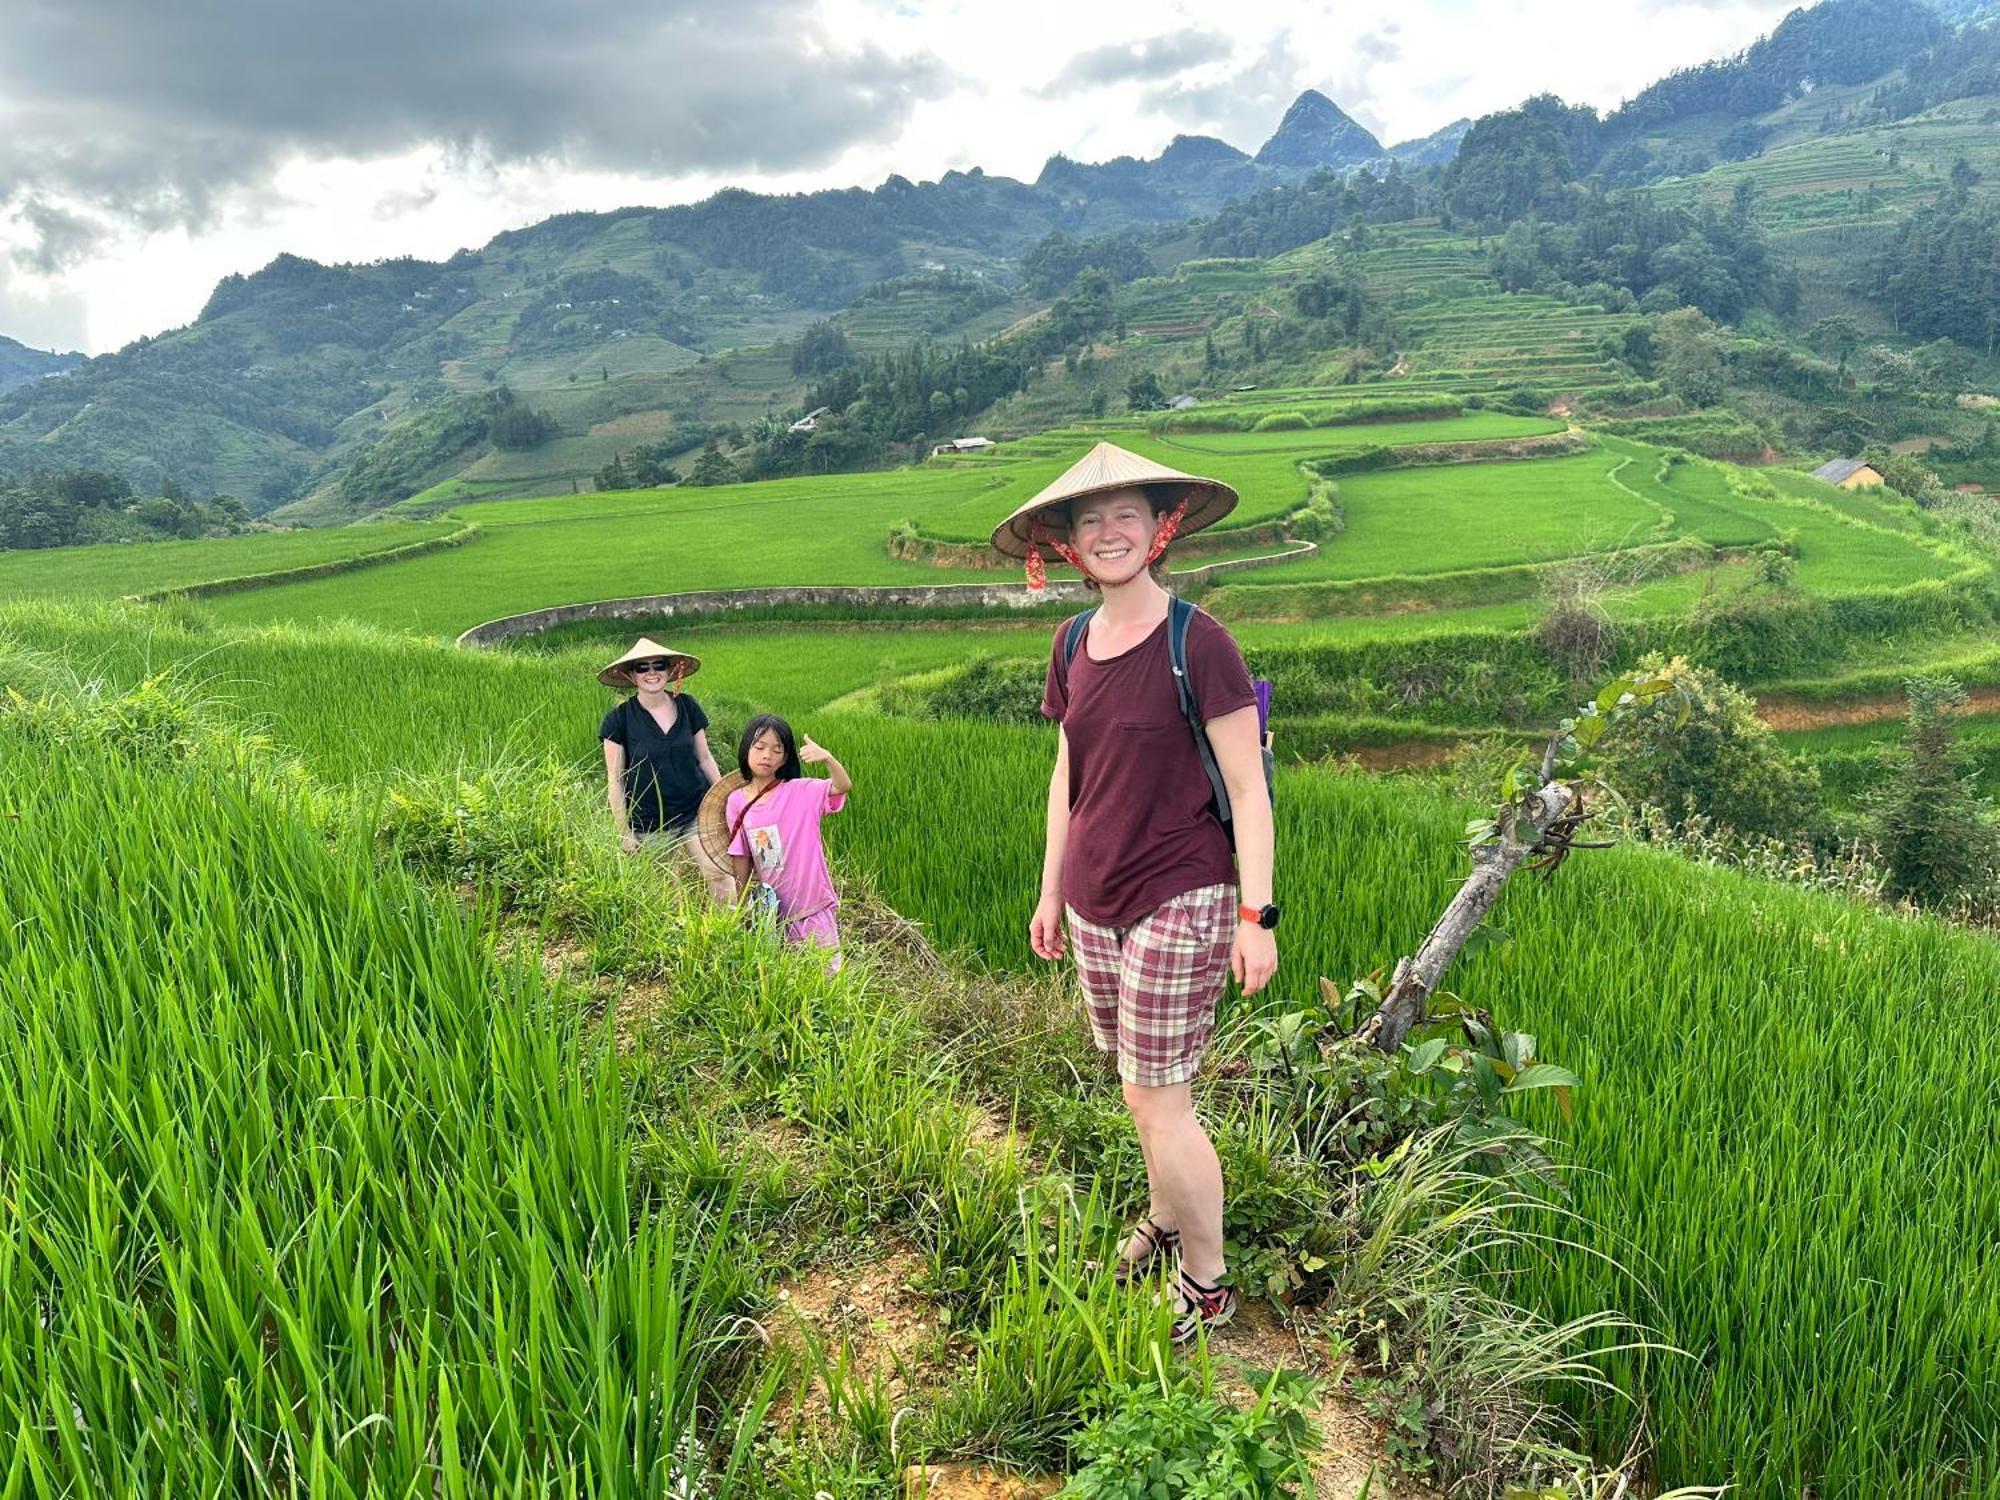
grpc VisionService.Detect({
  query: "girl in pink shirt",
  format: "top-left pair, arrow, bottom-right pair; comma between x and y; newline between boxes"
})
725,714 -> 852,970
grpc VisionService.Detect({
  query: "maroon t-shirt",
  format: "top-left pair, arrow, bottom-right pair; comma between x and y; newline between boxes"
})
1041,607 -> 1256,928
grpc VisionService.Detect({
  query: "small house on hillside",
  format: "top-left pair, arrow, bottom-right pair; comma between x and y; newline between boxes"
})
931,436 -> 996,456
789,406 -> 832,434
1811,458 -> 1886,490
1167,393 -> 1200,410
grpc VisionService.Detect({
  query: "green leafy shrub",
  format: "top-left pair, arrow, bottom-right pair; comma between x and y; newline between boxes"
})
1286,479 -> 1345,541
889,654 -> 1050,724
1252,411 -> 1311,432
1594,653 -> 1824,841
0,668 -> 253,771
1062,1370 -> 1318,1498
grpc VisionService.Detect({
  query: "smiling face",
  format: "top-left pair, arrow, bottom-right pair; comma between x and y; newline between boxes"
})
1068,487 -> 1162,588
625,657 -> 674,690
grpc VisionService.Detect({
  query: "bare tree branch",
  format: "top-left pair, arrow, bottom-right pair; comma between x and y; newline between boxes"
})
1359,778 -> 1577,1055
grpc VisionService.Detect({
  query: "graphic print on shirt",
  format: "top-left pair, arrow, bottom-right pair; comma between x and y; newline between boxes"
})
747,822 -> 786,879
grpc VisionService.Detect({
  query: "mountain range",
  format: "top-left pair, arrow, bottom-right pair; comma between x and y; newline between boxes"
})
0,0 -> 1985,515
0,85 -> 1454,509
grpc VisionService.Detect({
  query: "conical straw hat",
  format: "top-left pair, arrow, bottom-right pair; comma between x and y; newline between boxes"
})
989,441 -> 1237,559
696,769 -> 749,864
598,636 -> 703,687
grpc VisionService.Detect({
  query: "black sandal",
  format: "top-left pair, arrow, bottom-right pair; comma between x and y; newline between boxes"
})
1113,1217 -> 1181,1287
1170,1267 -> 1237,1344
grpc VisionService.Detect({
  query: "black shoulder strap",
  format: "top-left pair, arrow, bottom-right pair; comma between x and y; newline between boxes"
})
1060,607 -> 1098,670
1167,596 -> 1201,729
1167,597 -> 1234,826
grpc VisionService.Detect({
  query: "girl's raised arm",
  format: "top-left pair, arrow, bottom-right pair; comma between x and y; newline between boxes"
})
800,735 -> 852,796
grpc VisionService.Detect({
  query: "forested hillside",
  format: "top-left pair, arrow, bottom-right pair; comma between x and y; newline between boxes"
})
0,334 -> 82,396
0,95 -> 1396,510
3,0 -> 1997,522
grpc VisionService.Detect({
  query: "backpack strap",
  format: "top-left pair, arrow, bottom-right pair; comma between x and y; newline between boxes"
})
1060,607 -> 1098,671
1168,596 -> 1234,828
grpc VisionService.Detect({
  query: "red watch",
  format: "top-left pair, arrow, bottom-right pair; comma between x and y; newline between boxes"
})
1239,902 -> 1281,931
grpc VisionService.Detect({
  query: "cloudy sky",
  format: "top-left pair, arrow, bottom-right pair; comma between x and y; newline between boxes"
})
0,0 -> 1799,354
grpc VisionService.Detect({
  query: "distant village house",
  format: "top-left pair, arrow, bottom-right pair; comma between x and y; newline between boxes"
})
1167,394 -> 1200,410
1810,458 -> 1886,490
931,436 -> 997,456
789,406 -> 833,434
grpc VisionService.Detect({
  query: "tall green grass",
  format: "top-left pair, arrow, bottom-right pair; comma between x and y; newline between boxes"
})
10,588 -> 2000,1493
830,717 -> 2000,1495
0,707 -> 765,1493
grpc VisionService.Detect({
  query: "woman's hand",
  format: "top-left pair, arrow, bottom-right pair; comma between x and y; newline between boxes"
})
619,830 -> 640,856
1030,892 -> 1066,961
800,735 -> 831,765
1232,922 -> 1277,997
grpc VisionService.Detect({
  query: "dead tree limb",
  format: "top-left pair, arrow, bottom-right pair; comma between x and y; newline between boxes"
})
1357,777 -> 1576,1055
1355,668 -> 1681,1055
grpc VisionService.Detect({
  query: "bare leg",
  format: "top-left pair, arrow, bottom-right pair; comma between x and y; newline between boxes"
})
1120,1125 -> 1174,1267
1122,1081 -> 1225,1285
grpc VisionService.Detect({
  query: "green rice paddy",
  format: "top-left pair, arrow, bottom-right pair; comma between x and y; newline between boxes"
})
0,518 -> 458,601
6,594 -> 2000,1494
5,296 -> 1999,1493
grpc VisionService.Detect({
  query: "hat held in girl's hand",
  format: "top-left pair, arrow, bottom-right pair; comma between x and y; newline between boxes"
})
988,441 -> 1238,559
696,770 -> 749,865
598,636 -> 702,687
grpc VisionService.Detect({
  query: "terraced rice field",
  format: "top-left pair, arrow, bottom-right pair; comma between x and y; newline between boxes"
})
1652,95 -> 2000,234
1151,411 -> 1562,455
832,280 -> 1025,352
20,421 -> 1971,683
0,517 -> 459,601
1116,260 -> 1268,339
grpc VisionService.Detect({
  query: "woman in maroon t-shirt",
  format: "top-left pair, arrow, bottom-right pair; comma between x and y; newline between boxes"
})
991,441 -> 1278,1344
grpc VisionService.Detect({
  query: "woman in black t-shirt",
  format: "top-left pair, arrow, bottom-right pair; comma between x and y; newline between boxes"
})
598,636 -> 734,904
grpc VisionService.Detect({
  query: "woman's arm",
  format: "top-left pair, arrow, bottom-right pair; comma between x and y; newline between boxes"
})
693,729 -> 723,787
604,740 -> 638,853
730,852 -> 751,899
1029,729 -> 1071,961
1207,704 -> 1276,996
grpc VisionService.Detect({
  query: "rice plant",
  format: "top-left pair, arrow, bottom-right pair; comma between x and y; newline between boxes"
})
0,709 -> 761,1493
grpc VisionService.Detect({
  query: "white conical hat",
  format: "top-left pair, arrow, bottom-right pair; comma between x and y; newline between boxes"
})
988,441 -> 1238,559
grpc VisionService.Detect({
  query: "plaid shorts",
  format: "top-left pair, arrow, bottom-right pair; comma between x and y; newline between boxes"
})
1066,883 -> 1236,1087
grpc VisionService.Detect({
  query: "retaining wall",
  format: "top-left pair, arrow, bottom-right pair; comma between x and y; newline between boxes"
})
454,541 -> 1316,647
124,523 -> 482,604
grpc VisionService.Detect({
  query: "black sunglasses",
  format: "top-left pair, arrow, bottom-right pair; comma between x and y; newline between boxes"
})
628,659 -> 675,674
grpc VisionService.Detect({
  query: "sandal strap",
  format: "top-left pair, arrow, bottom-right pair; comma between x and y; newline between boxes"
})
1177,1268 -> 1232,1314
1133,1218 -> 1180,1254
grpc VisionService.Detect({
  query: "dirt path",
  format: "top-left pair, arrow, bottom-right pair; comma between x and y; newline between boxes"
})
1758,685 -> 2000,733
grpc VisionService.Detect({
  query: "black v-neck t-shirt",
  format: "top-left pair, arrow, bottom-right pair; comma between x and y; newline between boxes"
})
600,693 -> 712,835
